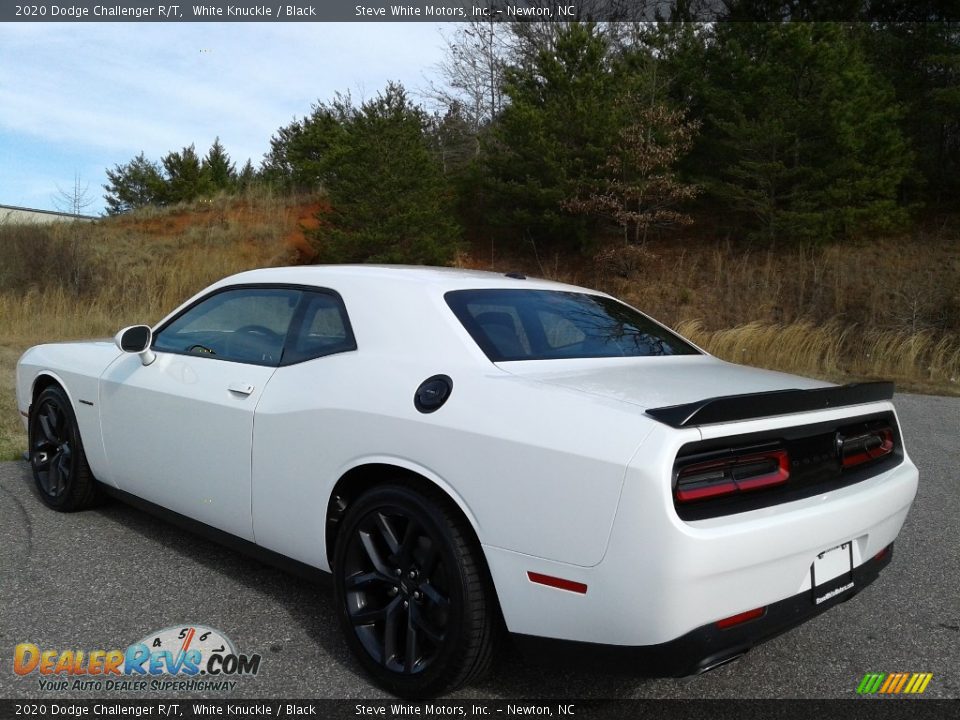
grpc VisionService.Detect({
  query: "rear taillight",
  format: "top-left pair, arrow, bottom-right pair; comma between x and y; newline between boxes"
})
675,448 -> 789,503
839,426 -> 894,469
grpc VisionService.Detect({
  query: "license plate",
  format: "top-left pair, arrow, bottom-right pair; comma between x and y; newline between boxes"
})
811,542 -> 854,605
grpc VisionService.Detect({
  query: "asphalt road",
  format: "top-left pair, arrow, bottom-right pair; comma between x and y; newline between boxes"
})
0,393 -> 957,701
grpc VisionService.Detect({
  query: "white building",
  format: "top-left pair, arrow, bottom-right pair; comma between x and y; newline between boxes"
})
0,204 -> 97,224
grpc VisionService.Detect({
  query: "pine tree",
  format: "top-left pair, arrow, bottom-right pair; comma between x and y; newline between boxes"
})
161,144 -> 211,204
261,98 -> 350,191
690,23 -> 912,242
237,159 -> 257,190
479,22 -> 622,251
863,22 -> 960,208
202,137 -> 236,192
103,152 -> 165,215
312,83 -> 461,265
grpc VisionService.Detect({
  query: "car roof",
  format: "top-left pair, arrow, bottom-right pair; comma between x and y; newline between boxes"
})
215,264 -> 601,295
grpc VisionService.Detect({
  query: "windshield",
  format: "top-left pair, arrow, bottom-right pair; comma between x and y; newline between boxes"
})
445,289 -> 700,362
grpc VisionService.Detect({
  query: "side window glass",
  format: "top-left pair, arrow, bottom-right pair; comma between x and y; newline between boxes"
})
153,288 -> 301,366
284,291 -> 357,364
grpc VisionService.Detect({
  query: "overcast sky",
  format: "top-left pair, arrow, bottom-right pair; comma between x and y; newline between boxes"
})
0,23 -> 448,214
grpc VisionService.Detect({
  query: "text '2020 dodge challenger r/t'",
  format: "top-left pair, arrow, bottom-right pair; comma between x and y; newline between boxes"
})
16,265 -> 918,696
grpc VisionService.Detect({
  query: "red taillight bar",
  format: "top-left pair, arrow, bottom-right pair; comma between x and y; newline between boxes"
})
840,427 -> 894,469
675,449 -> 790,503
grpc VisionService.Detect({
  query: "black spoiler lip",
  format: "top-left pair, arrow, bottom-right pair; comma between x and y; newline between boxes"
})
645,381 -> 895,428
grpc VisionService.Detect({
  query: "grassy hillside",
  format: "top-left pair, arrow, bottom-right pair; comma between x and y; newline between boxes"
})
1,191 -> 958,460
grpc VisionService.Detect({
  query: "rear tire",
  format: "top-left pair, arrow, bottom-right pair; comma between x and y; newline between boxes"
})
333,484 -> 496,697
28,385 -> 101,512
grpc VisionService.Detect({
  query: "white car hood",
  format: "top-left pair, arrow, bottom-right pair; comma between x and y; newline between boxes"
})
497,355 -> 831,411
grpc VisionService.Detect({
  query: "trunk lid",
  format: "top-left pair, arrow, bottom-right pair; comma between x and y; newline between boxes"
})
497,355 -> 830,411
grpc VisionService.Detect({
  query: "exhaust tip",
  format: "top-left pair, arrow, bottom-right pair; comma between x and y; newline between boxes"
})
697,651 -> 747,674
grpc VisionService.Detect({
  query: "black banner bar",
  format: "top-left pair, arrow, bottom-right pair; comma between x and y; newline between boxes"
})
0,699 -> 958,720
2,0 -> 959,23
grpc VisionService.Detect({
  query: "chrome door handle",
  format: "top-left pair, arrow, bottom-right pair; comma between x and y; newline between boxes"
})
228,382 -> 255,396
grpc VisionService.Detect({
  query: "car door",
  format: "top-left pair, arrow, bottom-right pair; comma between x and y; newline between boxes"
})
98,285 -> 303,541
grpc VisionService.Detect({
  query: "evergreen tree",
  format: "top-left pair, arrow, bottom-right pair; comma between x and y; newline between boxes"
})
236,159 -> 258,190
479,22 -> 622,251
161,144 -> 210,204
863,23 -> 960,209
261,98 -> 350,191
202,137 -> 236,192
689,23 -> 912,242
313,83 -> 461,265
103,152 -> 165,215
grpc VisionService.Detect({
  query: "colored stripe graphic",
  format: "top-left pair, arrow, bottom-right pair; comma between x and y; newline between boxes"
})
857,672 -> 932,695
857,673 -> 886,694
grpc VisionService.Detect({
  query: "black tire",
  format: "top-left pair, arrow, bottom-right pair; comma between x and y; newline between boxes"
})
333,484 -> 496,697
28,385 -> 101,512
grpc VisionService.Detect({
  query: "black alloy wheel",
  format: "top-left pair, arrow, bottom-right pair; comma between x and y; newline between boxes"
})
333,484 -> 496,697
28,386 -> 100,511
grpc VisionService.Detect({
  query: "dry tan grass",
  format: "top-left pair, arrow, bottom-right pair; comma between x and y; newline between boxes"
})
677,319 -> 960,394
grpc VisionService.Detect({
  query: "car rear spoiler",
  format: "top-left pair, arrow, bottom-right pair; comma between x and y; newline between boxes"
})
645,381 -> 895,428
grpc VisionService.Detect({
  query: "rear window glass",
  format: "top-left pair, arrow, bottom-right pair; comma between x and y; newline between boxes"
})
445,289 -> 700,361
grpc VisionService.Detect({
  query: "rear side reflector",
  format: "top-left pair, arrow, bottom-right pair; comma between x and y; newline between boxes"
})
716,607 -> 766,630
839,427 -> 894,469
675,448 -> 790,503
527,571 -> 588,594
873,544 -> 891,562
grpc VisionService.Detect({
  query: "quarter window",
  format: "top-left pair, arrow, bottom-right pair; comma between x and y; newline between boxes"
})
284,291 -> 357,364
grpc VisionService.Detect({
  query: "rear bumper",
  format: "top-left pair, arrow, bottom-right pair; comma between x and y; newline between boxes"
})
484,433 -> 917,647
512,545 -> 893,676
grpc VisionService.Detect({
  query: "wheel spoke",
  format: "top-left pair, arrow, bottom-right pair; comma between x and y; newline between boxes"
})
49,405 -> 62,437
419,542 -> 440,576
413,610 -> 444,645
56,453 -> 71,489
350,602 -> 388,626
359,530 -> 393,576
346,571 -> 389,591
47,451 -> 62,495
382,597 -> 402,666
39,412 -> 57,444
399,518 -> 421,559
404,603 -> 419,673
374,512 -> 401,555
419,581 -> 449,609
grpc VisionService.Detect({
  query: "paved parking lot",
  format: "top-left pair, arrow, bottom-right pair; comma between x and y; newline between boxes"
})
1,393 -> 957,700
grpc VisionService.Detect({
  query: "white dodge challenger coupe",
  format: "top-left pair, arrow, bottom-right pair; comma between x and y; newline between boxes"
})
16,265 -> 918,696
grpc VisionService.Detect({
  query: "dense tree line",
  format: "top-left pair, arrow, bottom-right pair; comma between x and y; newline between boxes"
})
103,20 -> 960,263
103,138 -> 254,214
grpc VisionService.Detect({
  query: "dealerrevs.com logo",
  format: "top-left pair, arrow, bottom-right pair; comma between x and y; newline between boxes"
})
857,673 -> 934,695
13,625 -> 261,693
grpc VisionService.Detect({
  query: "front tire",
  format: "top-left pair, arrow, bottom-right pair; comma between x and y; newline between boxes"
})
28,385 -> 100,512
333,484 -> 496,697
